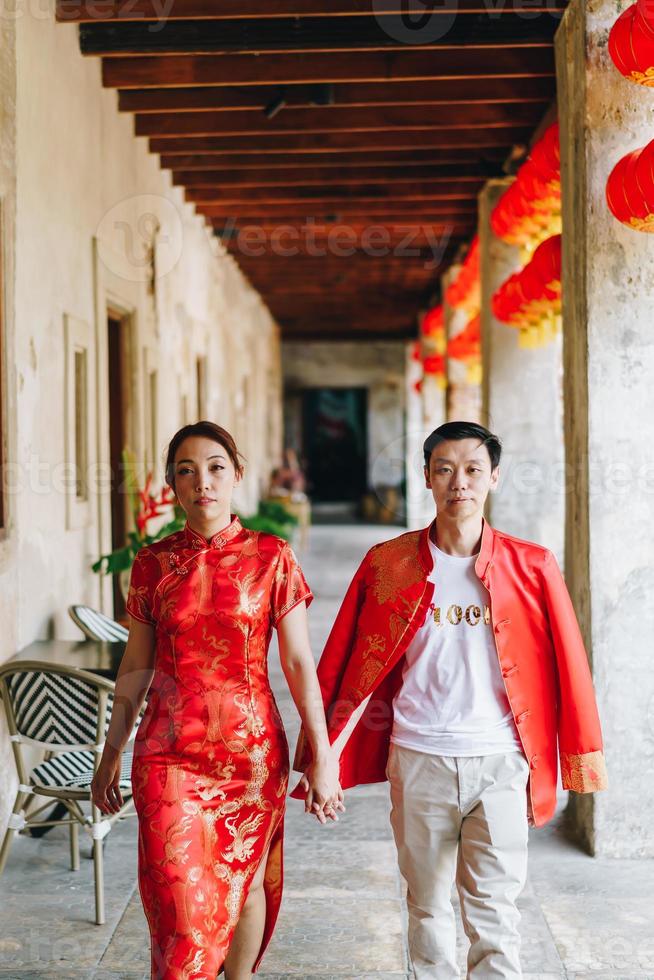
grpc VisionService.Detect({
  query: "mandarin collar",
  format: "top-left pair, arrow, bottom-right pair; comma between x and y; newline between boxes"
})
184,515 -> 243,550
418,516 -> 494,579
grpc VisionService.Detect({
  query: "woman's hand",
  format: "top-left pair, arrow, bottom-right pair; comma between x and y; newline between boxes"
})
301,749 -> 345,824
90,753 -> 124,815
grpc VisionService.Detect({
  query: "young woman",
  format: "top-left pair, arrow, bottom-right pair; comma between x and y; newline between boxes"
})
91,421 -> 342,980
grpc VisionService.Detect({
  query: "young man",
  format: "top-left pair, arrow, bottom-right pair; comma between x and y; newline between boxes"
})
293,420 -> 607,979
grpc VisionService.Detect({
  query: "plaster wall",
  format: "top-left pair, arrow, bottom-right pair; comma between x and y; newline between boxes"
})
0,8 -> 282,832
557,0 -> 654,856
0,0 -> 19,844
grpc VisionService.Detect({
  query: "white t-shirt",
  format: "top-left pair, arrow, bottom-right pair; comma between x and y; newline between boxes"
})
391,538 -> 522,757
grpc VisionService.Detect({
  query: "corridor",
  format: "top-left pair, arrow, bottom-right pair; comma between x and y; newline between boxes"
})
0,525 -> 651,980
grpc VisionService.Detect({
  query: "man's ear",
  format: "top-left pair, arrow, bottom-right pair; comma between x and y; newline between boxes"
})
424,465 -> 432,489
489,466 -> 500,491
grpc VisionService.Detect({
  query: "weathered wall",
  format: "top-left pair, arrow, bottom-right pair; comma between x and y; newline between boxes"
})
557,0 -> 654,856
282,340 -> 406,514
479,181 -> 564,557
0,8 -> 282,832
0,0 -> 19,843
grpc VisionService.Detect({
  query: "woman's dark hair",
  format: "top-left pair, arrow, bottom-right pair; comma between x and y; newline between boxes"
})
423,421 -> 502,471
165,421 -> 245,489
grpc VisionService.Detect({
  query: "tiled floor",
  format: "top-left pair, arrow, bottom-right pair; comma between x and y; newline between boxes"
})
0,525 -> 652,979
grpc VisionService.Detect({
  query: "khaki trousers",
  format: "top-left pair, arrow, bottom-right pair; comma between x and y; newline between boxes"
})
387,744 -> 530,980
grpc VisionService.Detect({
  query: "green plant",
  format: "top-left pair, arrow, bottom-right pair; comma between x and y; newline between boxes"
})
238,500 -> 298,542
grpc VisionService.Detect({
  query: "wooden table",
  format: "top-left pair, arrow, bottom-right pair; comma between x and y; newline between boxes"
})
8,638 -> 125,680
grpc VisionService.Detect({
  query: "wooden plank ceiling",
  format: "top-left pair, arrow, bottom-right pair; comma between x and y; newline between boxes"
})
57,0 -> 563,341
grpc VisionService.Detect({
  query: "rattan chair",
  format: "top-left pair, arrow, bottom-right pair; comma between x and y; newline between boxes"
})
0,660 -> 136,924
68,605 -> 128,644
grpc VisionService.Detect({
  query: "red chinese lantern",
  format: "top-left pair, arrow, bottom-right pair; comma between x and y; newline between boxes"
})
421,305 -> 444,336
606,143 -> 654,232
448,314 -> 481,361
609,3 -> 654,86
491,123 -> 560,248
423,354 -> 446,375
491,235 -> 561,331
444,237 -> 480,312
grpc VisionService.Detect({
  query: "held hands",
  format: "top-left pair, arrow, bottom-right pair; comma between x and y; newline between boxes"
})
300,749 -> 345,824
90,754 -> 124,815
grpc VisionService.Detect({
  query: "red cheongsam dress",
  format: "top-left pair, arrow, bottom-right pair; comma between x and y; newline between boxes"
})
125,516 -> 312,980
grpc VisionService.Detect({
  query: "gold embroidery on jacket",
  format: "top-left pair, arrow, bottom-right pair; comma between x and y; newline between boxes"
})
358,656 -> 385,694
560,750 -> 608,793
363,633 -> 386,657
369,533 -> 423,604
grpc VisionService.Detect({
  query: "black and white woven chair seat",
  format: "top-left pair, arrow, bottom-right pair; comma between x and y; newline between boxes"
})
31,750 -> 133,790
68,605 -> 128,644
8,669 -> 114,745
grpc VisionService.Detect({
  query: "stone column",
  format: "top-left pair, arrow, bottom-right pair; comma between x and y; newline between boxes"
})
557,0 -> 654,857
479,181 -> 564,557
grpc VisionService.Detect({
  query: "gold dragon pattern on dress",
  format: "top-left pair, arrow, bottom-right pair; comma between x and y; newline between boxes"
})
125,521 -> 310,978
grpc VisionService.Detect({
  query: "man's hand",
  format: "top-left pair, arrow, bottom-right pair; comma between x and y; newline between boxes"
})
300,751 -> 346,824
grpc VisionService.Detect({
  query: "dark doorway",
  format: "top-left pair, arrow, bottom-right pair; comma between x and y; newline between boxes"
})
303,388 -> 367,504
107,315 -> 128,618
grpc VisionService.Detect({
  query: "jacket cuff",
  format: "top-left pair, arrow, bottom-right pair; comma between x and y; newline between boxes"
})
560,750 -> 608,793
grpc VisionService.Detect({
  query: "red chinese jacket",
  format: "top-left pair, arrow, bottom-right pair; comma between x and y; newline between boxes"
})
293,519 -> 608,827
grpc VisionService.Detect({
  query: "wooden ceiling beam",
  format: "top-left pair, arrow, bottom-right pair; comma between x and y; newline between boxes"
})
235,256 -> 450,269
102,50 -> 555,89
58,0 -> 566,23
279,326 -> 418,340
240,279 -> 443,293
162,149 -> 507,169
215,224 -> 471,242
134,102 -> 546,137
217,237 -> 471,253
258,276 -> 440,285
149,129 -> 530,154
120,77 -> 556,114
275,323 -> 433,333
273,306 -> 427,321
185,181 -> 484,204
81,17 -> 558,57
198,201 -> 478,217
174,165 -> 485,186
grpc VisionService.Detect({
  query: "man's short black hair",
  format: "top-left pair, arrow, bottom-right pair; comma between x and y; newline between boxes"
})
423,421 -> 502,471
